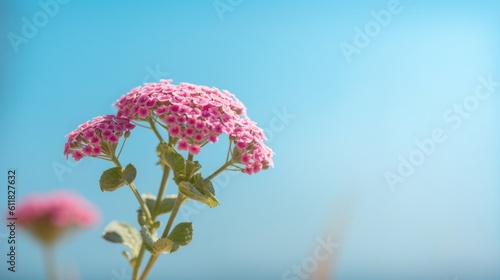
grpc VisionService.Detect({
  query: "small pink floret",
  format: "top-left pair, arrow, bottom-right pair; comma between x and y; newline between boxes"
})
178,139 -> 189,151
188,144 -> 201,155
169,125 -> 181,137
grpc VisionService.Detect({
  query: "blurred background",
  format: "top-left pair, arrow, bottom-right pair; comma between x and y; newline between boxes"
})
1,0 -> 499,279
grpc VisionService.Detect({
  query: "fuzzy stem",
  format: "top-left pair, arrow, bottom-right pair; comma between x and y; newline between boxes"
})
42,244 -> 57,280
110,156 -> 153,224
206,160 -> 234,181
134,156 -> 171,279
129,182 -> 153,223
152,165 -> 171,217
147,117 -> 164,142
139,193 -> 185,280
160,193 -> 185,238
132,246 -> 145,280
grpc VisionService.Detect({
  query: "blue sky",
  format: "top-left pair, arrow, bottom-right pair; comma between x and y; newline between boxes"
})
1,1 -> 499,279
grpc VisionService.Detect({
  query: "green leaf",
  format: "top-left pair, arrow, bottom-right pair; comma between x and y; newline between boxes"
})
157,195 -> 179,215
99,164 -> 137,192
168,222 -> 194,252
180,173 -> 218,208
168,223 -> 193,246
191,173 -> 216,197
178,181 -> 219,208
151,238 -> 174,255
138,194 -> 180,225
157,142 -> 185,179
99,167 -> 126,192
142,193 -> 178,215
189,173 -> 202,186
185,160 -> 202,178
122,164 -> 137,184
141,193 -> 157,212
102,221 -> 142,257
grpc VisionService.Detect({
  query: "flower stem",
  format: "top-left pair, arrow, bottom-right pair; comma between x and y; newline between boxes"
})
129,182 -> 153,222
116,137 -> 127,159
160,193 -> 185,238
110,156 -> 122,168
152,165 -> 171,217
139,254 -> 159,280
42,244 -> 57,280
225,140 -> 232,162
110,156 -> 153,223
134,162 -> 171,279
132,246 -> 145,280
132,121 -> 152,129
139,193 -> 185,280
206,160 -> 234,181
147,117 -> 164,142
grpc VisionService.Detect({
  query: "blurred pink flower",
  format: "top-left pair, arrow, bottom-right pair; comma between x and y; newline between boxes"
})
15,192 -> 100,244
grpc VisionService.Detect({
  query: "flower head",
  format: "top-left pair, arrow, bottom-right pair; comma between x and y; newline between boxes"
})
14,191 -> 100,244
64,115 -> 135,161
114,80 -> 273,174
114,80 -> 247,155
231,118 -> 274,174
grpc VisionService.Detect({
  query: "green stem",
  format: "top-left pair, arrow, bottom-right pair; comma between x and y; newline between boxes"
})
132,246 -> 146,280
152,165 -> 171,218
129,182 -> 153,222
116,137 -> 127,159
139,193 -> 185,280
160,193 -> 185,238
225,140 -> 232,162
206,160 -> 233,181
132,121 -> 152,129
147,117 -> 164,142
134,161 -> 171,279
139,255 -> 159,280
42,244 -> 57,280
110,156 -> 122,168
110,156 -> 152,223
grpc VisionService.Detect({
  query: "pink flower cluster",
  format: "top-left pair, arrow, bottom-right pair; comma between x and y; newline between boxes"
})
114,80 -> 237,151
114,80 -> 273,173
231,118 -> 274,174
64,115 -> 135,161
16,192 -> 100,229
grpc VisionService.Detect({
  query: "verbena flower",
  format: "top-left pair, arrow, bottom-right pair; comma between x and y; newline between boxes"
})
114,80 -> 244,151
60,80 -> 275,280
64,115 -> 135,161
231,117 -> 274,174
15,192 -> 100,244
114,80 -> 273,173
